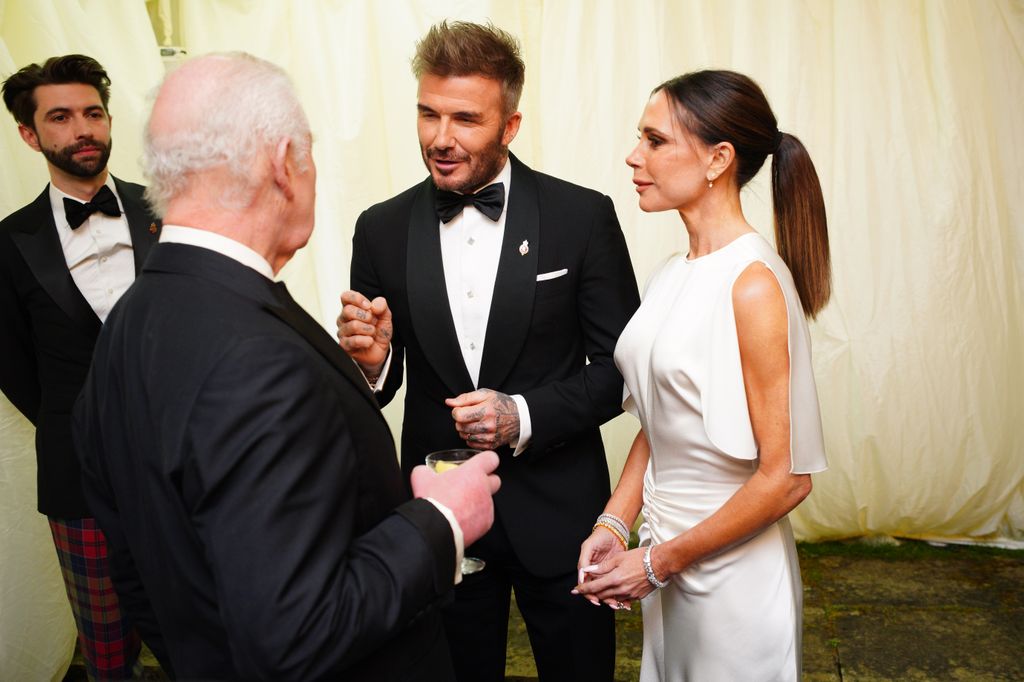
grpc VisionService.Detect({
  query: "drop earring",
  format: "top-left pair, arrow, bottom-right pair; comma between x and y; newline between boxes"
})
707,179 -> 714,189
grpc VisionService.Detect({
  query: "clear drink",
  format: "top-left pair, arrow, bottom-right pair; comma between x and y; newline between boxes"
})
425,449 -> 486,575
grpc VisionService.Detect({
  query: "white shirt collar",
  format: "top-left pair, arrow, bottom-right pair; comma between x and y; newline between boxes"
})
159,224 -> 275,280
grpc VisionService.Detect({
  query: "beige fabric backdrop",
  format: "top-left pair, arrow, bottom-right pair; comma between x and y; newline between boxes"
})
0,1 -> 165,678
1,0 -> 1021,678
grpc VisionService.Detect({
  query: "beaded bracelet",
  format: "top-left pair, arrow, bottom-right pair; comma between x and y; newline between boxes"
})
643,544 -> 668,589
596,513 -> 630,542
593,521 -> 628,551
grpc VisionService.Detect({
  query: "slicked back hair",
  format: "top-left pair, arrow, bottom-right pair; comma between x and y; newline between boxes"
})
412,20 -> 525,117
2,54 -> 111,129
657,70 -> 831,317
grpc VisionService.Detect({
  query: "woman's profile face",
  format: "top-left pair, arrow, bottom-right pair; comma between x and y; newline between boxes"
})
625,90 -> 712,214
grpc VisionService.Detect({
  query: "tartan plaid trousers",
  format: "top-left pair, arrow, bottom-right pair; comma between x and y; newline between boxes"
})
49,517 -> 142,681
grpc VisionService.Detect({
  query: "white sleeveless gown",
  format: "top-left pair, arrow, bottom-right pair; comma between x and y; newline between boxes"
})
614,232 -> 827,682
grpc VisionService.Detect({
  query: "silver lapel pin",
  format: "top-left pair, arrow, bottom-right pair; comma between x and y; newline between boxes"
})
519,239 -> 529,256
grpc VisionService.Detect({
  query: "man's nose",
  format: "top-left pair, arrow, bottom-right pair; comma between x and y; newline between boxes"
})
432,119 -> 454,149
72,115 -> 92,139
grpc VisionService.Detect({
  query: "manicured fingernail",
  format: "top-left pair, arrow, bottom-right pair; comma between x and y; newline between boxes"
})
570,589 -> 579,595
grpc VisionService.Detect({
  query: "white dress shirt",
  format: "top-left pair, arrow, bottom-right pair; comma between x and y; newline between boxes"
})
440,161 -> 511,386
50,179 -> 135,322
375,160 -> 533,454
160,224 -> 466,582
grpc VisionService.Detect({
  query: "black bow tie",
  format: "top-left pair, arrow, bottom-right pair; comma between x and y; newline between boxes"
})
63,184 -> 121,229
435,183 -> 505,224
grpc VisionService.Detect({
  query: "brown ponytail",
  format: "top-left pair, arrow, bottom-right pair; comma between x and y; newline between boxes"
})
771,132 -> 831,317
656,70 -> 831,317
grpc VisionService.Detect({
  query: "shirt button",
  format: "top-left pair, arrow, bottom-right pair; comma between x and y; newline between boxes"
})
100,256 -> 108,263
106,288 -> 113,294
469,342 -> 477,351
466,290 -> 474,299
467,237 -> 475,245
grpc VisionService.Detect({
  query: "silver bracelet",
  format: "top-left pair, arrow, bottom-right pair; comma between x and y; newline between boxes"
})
596,513 -> 630,542
643,544 -> 668,589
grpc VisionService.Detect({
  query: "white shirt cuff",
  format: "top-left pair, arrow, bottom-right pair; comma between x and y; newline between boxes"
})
511,394 -> 532,456
425,497 -> 465,584
368,345 -> 394,392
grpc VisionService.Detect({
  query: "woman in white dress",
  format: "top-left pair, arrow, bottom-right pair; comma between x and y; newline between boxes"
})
574,71 -> 831,681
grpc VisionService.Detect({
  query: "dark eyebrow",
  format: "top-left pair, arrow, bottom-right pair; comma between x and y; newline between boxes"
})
416,104 -> 483,122
43,105 -> 105,117
641,126 -> 669,138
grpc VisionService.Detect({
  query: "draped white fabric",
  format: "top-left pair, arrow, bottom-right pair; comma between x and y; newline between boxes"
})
1,0 -> 1021,677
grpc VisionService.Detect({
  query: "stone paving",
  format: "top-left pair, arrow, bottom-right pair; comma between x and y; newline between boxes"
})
507,540 -> 1024,682
66,540 -> 1023,681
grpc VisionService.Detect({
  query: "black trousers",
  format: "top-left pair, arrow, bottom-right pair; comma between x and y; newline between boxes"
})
442,511 -> 615,681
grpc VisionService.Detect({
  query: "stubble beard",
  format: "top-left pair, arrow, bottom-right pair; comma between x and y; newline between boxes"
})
423,129 -> 508,194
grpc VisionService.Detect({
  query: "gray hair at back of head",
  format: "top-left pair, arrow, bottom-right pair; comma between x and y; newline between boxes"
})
143,52 -> 310,214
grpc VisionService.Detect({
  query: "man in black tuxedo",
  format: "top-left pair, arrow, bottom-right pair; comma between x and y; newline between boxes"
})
0,54 -> 158,680
337,21 -> 640,682
74,52 -> 501,681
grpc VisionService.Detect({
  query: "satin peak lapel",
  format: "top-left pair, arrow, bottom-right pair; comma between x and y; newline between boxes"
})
477,158 -> 539,389
265,290 -> 384,417
405,179 -> 475,396
10,187 -> 100,336
114,177 -> 160,273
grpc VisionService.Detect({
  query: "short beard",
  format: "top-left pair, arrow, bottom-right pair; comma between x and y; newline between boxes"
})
41,137 -> 112,178
424,128 -> 507,194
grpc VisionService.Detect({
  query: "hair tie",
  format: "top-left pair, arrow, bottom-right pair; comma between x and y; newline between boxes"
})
773,130 -> 785,153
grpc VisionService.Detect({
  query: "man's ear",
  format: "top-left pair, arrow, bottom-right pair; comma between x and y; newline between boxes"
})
18,124 -> 41,152
501,111 -> 522,147
271,137 -> 295,201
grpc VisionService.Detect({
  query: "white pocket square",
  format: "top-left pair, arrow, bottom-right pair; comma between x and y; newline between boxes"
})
536,268 -> 568,282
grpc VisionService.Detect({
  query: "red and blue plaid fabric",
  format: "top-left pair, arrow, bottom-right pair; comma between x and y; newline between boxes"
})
49,517 -> 142,681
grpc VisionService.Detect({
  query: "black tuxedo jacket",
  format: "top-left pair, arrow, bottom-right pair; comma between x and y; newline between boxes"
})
351,155 -> 640,576
0,178 -> 159,518
75,244 -> 457,681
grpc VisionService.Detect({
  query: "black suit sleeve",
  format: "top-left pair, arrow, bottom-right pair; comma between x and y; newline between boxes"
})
0,237 -> 41,423
351,211 -> 405,406
74,396 -> 174,672
181,335 -> 452,679
522,194 -> 639,451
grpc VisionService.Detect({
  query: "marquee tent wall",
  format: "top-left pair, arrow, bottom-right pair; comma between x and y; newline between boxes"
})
1,1 -> 1020,678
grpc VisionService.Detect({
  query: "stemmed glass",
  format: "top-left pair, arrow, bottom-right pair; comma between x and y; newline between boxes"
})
425,448 -> 486,575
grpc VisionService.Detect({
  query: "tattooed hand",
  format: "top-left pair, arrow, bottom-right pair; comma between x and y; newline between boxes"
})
446,389 -> 521,450
336,290 -> 392,379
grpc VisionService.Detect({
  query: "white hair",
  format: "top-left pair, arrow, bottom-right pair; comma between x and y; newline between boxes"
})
143,52 -> 311,214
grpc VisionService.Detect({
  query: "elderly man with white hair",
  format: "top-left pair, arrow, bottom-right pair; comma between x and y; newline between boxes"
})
73,52 -> 500,681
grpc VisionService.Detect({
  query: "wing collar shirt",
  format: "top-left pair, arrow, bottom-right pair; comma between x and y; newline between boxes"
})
159,224 -> 466,582
50,179 -> 135,322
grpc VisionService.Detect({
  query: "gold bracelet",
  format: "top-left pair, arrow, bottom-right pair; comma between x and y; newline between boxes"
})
593,521 -> 628,551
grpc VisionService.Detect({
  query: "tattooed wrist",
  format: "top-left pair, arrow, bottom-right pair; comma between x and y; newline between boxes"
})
494,392 -> 521,444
